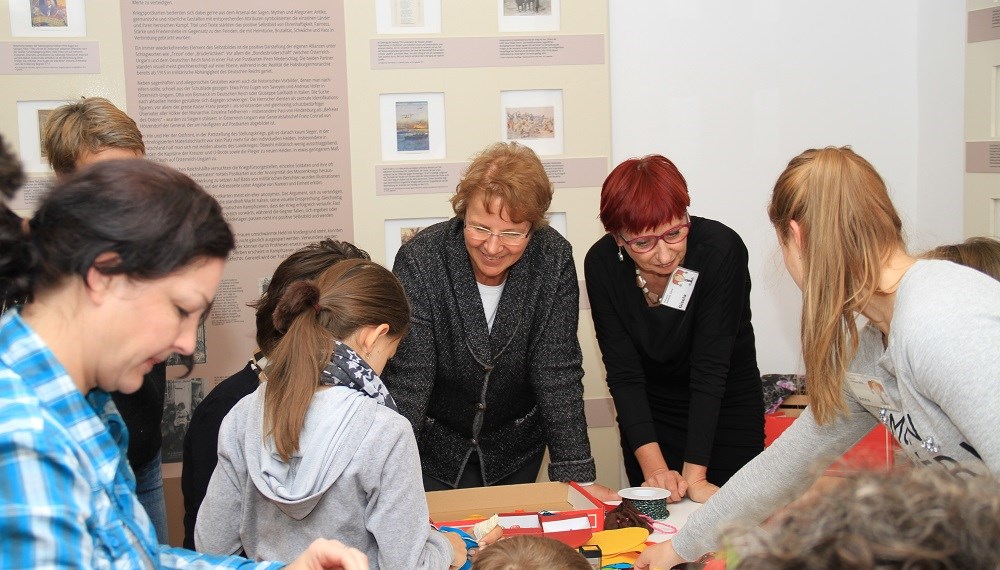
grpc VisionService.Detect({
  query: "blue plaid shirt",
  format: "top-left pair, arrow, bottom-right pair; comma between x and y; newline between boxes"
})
0,311 -> 284,569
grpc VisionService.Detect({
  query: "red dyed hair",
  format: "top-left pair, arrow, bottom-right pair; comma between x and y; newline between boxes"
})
599,154 -> 690,234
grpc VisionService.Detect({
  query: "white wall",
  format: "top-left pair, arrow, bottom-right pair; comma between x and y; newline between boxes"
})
608,1 -> 965,375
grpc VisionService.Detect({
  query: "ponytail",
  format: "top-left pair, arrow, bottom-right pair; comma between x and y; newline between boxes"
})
263,259 -> 410,461
769,147 -> 903,424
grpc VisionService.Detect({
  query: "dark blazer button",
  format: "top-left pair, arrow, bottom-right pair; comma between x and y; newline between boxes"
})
468,438 -> 478,446
476,403 -> 486,410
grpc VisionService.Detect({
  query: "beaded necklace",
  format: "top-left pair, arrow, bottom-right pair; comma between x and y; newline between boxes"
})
635,268 -> 662,305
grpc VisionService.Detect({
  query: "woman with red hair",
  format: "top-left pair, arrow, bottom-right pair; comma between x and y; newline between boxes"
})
584,155 -> 764,504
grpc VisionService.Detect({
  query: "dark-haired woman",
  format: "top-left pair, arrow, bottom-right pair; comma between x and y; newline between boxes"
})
584,154 -> 764,504
196,259 -> 469,569
0,157 -> 367,569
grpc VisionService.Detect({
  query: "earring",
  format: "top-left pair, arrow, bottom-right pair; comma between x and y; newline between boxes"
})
617,246 -> 624,262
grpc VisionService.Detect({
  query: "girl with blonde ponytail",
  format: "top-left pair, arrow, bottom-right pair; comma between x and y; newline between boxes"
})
197,259 -> 470,570
767,147 -> 905,424
637,146 -> 1000,569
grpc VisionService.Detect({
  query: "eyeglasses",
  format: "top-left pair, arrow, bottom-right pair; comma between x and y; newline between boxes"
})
464,224 -> 530,246
620,214 -> 691,253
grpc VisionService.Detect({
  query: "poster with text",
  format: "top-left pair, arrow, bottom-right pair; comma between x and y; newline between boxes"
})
120,1 -> 353,452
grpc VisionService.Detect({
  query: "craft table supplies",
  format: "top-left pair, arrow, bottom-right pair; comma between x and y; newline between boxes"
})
619,487 -> 670,520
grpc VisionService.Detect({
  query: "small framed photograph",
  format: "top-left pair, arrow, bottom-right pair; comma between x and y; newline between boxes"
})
500,89 -> 563,156
375,0 -> 441,34
9,0 -> 86,37
160,377 -> 205,464
384,216 -> 448,267
498,0 -> 560,32
380,92 -> 446,161
16,99 -> 71,172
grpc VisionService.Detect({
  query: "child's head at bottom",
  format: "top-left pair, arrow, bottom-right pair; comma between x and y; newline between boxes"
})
472,535 -> 593,570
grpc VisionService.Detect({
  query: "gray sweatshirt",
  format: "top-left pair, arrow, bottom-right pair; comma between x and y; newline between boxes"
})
672,260 -> 1000,560
195,383 -> 454,569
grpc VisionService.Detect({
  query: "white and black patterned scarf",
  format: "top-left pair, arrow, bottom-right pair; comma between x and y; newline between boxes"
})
319,341 -> 398,411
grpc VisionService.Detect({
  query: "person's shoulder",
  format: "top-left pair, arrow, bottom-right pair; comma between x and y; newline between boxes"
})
900,260 -> 999,308
691,216 -> 747,250
584,233 -> 616,266
529,225 -> 573,258
0,369 -> 45,436
393,218 -> 459,275
893,259 -> 1000,336
372,405 -> 419,444
208,365 -> 260,403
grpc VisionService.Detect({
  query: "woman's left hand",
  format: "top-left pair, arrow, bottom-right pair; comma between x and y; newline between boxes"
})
686,479 -> 720,503
681,463 -> 720,503
584,483 -> 621,503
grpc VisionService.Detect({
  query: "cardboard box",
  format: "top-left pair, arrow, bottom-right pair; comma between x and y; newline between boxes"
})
765,412 -> 897,472
426,481 -> 606,540
777,393 -> 809,418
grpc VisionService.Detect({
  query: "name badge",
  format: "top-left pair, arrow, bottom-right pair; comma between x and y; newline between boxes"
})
845,372 -> 899,411
660,267 -> 699,311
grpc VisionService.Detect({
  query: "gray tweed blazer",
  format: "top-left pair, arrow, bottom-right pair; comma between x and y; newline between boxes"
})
383,217 -> 596,487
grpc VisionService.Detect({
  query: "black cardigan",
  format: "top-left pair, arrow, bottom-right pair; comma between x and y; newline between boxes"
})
384,218 -> 596,487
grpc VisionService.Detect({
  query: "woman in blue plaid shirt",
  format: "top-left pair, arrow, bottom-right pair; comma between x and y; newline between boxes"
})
0,149 -> 367,570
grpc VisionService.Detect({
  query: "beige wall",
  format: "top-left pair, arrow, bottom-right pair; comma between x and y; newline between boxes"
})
1,1 -> 620,548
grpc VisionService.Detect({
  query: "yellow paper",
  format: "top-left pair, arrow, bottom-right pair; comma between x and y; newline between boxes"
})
585,527 -> 649,556
602,547 -> 644,565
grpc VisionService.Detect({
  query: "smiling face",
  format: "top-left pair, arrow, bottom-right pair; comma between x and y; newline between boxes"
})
94,257 -> 224,394
463,197 -> 532,286
617,214 -> 689,278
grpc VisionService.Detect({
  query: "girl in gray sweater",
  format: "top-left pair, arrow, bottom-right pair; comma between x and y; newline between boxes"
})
196,260 -> 467,569
637,147 -> 1000,567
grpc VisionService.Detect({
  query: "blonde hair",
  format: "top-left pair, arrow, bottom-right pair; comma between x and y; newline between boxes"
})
472,536 -> 591,570
922,237 -> 1000,282
264,259 -> 410,461
41,97 -> 145,175
450,142 -> 552,230
768,147 -> 903,425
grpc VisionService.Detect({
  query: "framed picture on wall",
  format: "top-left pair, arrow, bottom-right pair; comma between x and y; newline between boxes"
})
546,211 -> 567,239
160,377 -> 205,464
375,0 -> 441,34
498,0 -> 560,32
16,99 -> 71,172
384,216 -> 449,267
380,92 -> 446,161
500,89 -> 564,156
9,0 -> 86,37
